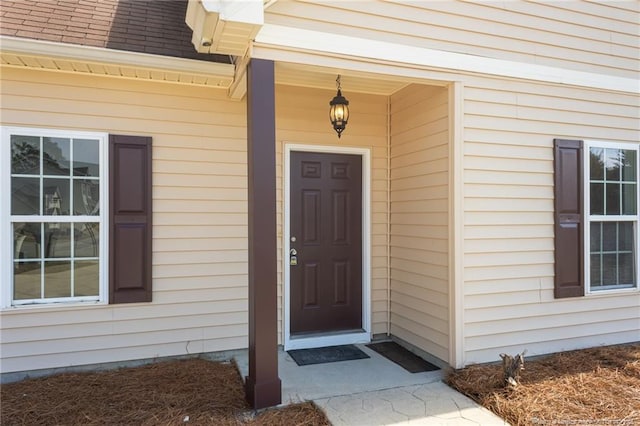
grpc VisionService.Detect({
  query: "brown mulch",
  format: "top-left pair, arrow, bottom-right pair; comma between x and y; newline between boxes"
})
0,358 -> 330,426
446,343 -> 640,426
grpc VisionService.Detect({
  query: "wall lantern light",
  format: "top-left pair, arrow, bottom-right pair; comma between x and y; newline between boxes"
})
329,75 -> 350,138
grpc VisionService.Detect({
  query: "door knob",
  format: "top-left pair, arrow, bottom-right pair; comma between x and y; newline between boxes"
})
289,248 -> 297,256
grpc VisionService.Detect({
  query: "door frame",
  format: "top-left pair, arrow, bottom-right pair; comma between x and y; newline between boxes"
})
283,143 -> 371,350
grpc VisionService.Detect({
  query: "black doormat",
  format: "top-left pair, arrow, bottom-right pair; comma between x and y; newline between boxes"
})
287,344 -> 370,366
366,341 -> 440,373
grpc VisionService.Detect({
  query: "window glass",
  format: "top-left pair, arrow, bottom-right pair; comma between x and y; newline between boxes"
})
73,139 -> 100,177
43,178 -> 71,215
11,177 -> 40,215
74,179 -> 100,215
44,260 -> 71,298
11,135 -> 40,174
14,262 -> 41,300
43,138 -> 71,176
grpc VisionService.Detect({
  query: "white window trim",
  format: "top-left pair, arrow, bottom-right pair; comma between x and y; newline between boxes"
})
584,140 -> 640,295
1,126 -> 109,309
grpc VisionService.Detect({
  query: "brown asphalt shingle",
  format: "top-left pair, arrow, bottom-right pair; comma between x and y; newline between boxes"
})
0,0 -> 231,63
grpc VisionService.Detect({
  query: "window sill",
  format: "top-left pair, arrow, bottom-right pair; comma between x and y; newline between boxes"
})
1,300 -> 108,313
586,286 -> 640,297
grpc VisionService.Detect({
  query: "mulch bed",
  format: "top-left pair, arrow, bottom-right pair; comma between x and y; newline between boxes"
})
446,343 -> 640,426
1,358 -> 330,426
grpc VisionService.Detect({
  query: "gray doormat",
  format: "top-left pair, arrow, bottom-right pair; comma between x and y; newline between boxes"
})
287,344 -> 370,366
366,341 -> 440,373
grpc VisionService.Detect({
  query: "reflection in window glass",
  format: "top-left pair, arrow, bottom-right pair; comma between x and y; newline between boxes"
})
43,178 -> 70,215
11,135 -> 40,175
11,177 -> 40,215
75,223 -> 99,257
75,260 -> 99,296
14,262 -> 41,300
43,138 -> 71,176
590,221 -> 636,290
73,179 -> 100,215
13,222 -> 41,259
73,139 -> 100,177
44,223 -> 71,258
44,261 -> 71,298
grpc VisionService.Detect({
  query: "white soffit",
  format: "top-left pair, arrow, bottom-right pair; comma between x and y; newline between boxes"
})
256,24 -> 639,94
275,62 -> 411,96
0,36 -> 235,88
186,0 -> 263,56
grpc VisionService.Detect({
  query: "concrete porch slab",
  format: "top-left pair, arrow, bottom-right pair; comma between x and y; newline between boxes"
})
234,344 -> 509,425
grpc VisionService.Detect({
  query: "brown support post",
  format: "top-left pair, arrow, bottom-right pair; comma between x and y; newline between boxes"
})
245,58 -> 282,409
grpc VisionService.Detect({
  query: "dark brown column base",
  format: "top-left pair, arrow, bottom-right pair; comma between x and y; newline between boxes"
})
244,376 -> 282,409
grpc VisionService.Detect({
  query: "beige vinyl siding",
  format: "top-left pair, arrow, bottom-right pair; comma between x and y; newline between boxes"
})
266,1 -> 639,79
462,75 -> 640,364
0,67 -> 248,373
274,84 -> 389,337
389,84 -> 449,363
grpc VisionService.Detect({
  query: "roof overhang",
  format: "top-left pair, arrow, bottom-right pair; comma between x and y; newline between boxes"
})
186,0 -> 263,57
0,36 -> 235,88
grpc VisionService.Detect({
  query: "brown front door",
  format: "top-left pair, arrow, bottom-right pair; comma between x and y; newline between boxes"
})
290,151 -> 363,335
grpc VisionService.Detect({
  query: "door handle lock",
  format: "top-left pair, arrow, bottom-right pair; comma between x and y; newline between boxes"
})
289,248 -> 298,266
289,248 -> 297,256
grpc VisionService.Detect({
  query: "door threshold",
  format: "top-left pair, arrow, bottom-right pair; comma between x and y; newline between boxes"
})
291,329 -> 365,339
285,330 -> 370,351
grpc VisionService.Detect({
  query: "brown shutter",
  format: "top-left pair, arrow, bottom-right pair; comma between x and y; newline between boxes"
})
553,138 -> 584,298
109,135 -> 152,303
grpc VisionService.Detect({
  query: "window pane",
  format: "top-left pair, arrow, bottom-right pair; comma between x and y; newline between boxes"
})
622,150 -> 637,182
75,260 -> 99,296
622,183 -> 637,215
619,222 -> 634,251
590,254 -> 602,287
590,147 -> 605,180
44,223 -> 71,258
602,222 -> 617,251
73,139 -> 100,177
44,261 -> 71,298
605,183 -> 620,215
619,253 -> 635,286
14,261 -> 41,300
14,222 -> 41,260
43,138 -> 71,176
43,178 -> 70,215
590,222 -> 601,251
75,223 -> 100,257
605,149 -> 622,181
590,183 -> 604,215
602,254 -> 618,286
73,179 -> 100,215
12,177 -> 40,215
11,135 -> 40,175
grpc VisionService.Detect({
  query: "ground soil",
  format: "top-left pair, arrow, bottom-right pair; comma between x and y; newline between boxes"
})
446,343 -> 640,426
0,358 -> 330,426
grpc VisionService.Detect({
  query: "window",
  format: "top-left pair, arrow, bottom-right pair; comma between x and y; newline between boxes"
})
586,142 -> 638,292
3,128 -> 108,306
2,128 -> 153,308
553,139 -> 638,298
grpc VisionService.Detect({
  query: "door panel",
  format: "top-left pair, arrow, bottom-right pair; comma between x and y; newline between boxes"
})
290,151 -> 362,334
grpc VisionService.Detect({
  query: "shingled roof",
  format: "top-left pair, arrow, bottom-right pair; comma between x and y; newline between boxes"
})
0,0 -> 231,64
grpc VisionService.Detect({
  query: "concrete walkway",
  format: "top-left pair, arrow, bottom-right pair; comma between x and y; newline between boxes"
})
235,343 -> 509,425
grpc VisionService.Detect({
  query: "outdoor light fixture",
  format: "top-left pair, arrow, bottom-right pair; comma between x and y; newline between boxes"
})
329,75 -> 349,138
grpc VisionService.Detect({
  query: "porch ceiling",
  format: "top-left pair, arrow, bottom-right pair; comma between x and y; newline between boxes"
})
275,62 -> 411,96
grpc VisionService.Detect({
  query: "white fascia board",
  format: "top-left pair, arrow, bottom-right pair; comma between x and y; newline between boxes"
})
255,24 -> 639,94
202,0 -> 263,24
0,36 -> 234,79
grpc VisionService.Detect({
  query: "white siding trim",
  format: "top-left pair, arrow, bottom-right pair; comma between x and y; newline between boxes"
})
254,24 -> 638,94
448,82 -> 465,368
283,143 -> 372,350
